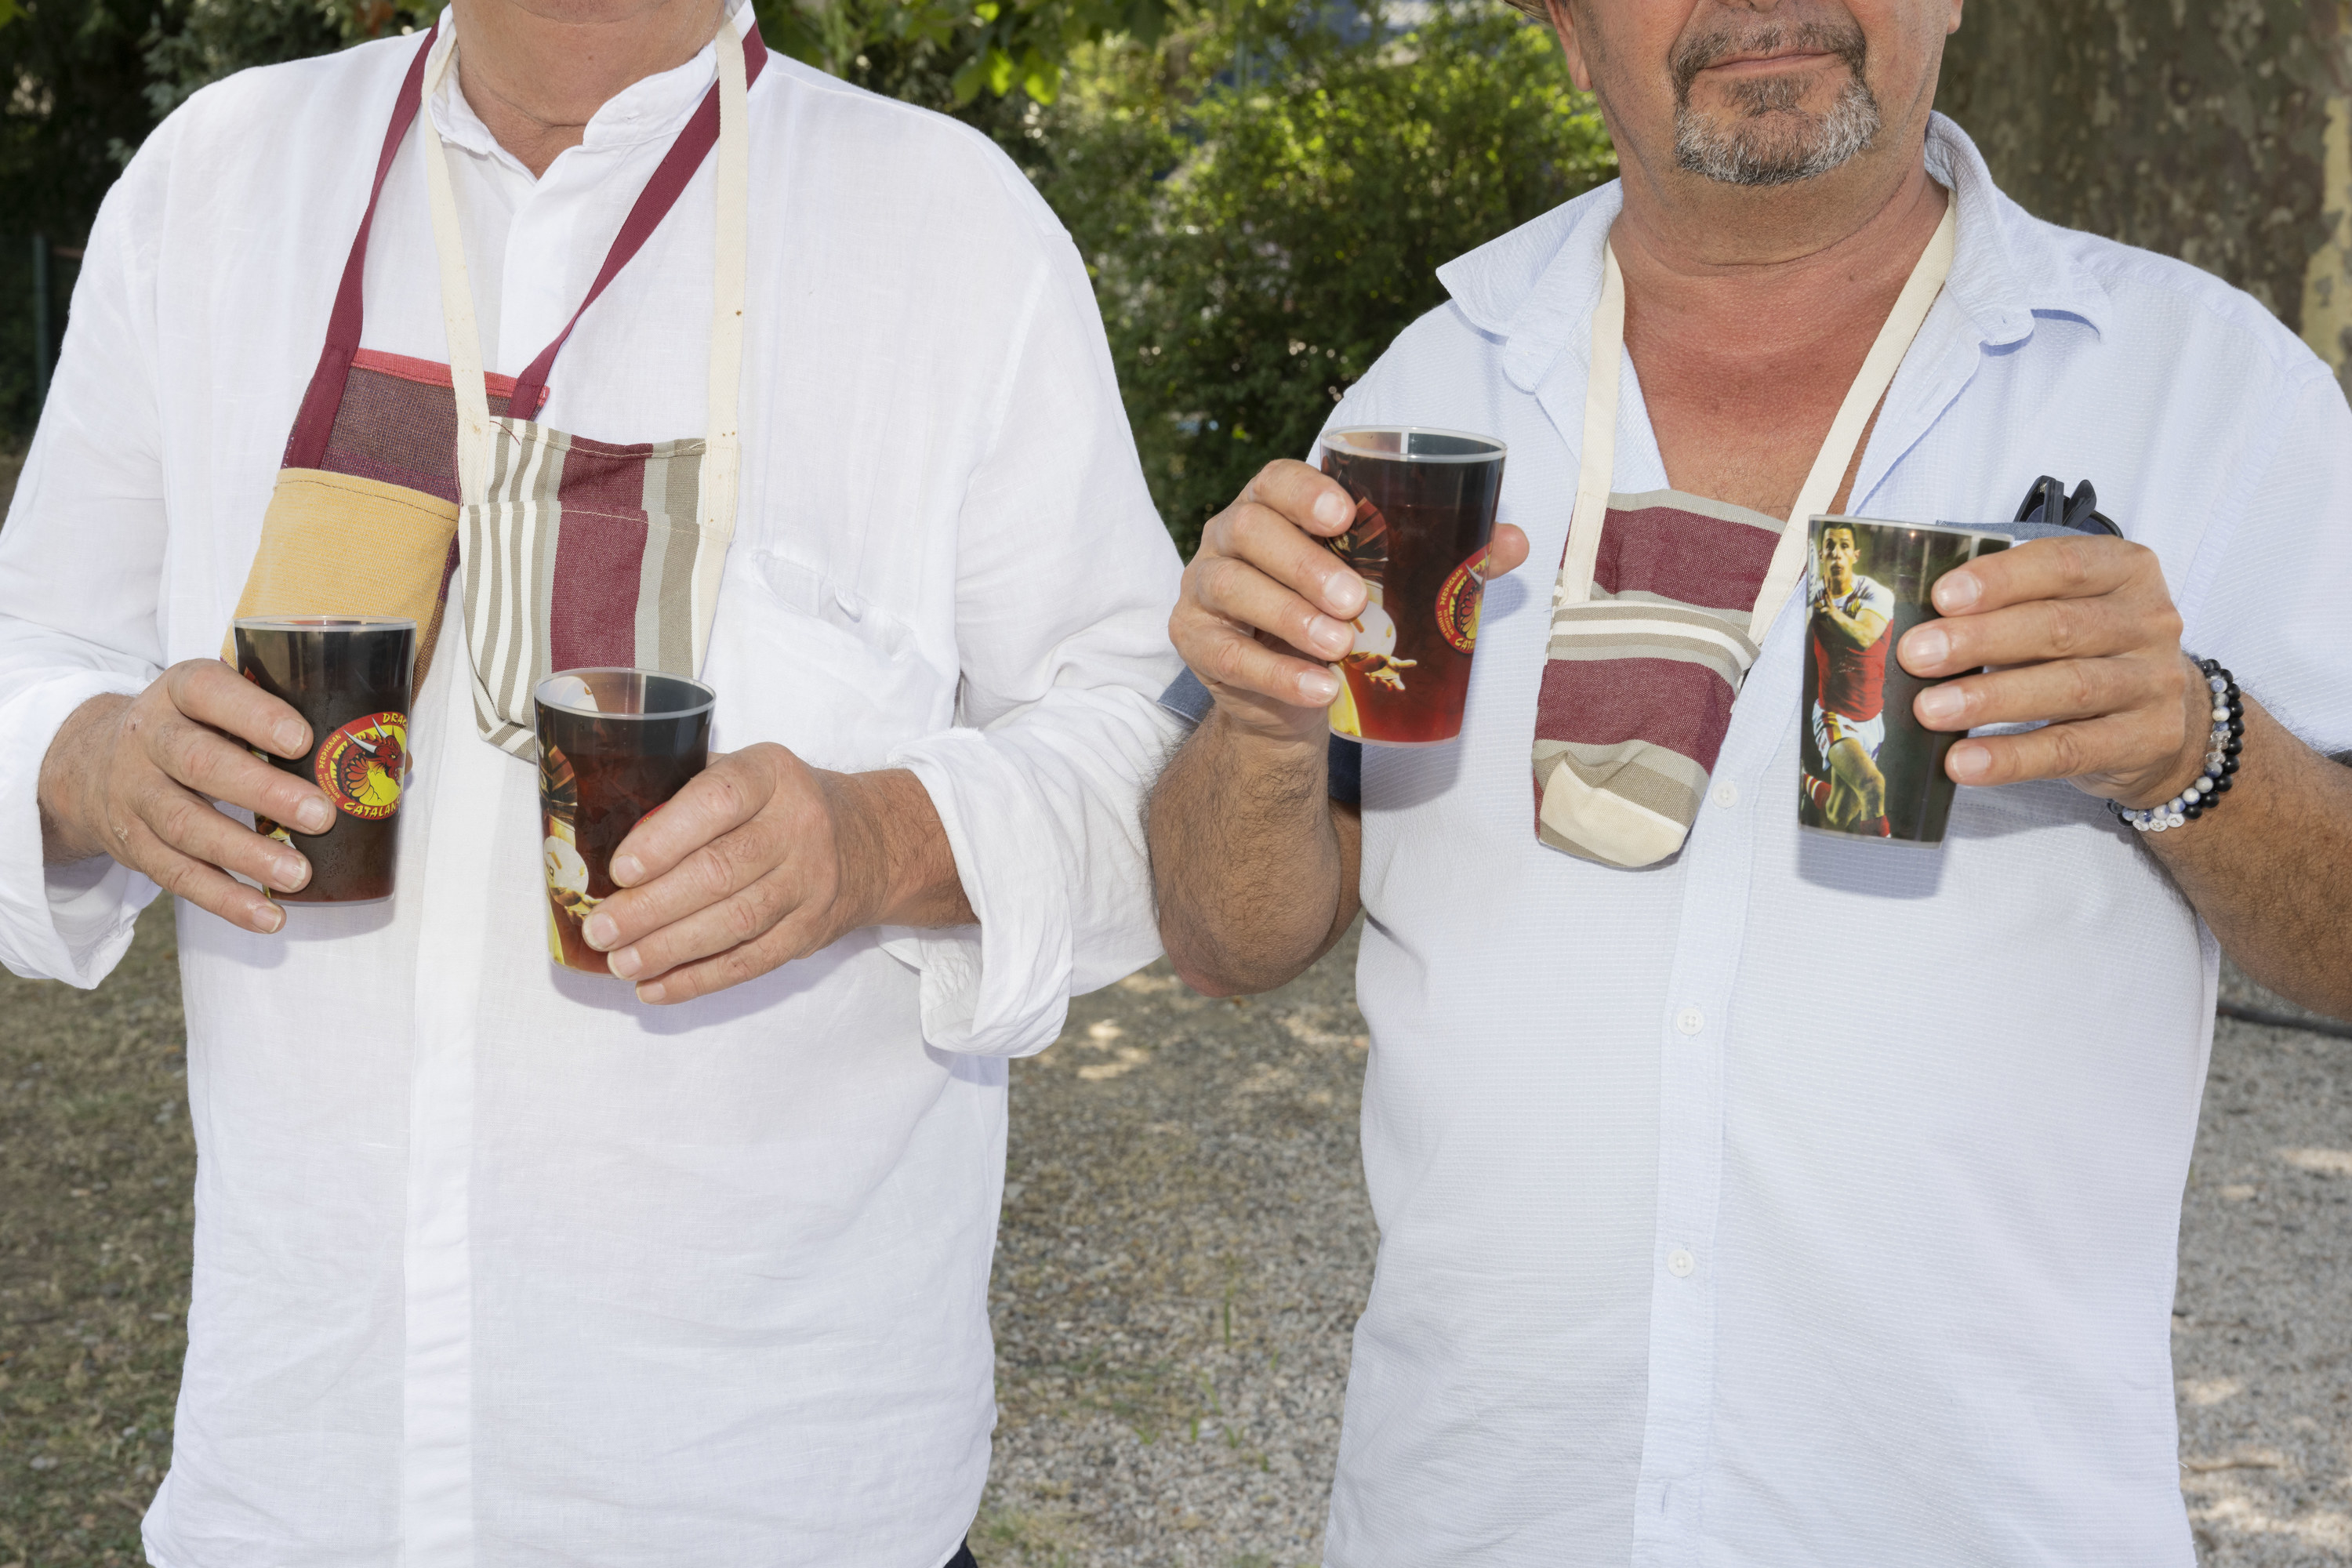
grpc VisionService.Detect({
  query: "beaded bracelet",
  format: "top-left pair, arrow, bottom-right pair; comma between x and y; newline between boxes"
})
2109,656 -> 2242,833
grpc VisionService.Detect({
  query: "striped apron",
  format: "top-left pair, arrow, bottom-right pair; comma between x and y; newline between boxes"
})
1531,198 -> 1956,868
225,11 -> 762,758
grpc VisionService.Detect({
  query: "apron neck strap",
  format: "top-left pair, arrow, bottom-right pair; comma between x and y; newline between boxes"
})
1557,195 -> 1960,639
281,25 -> 441,471
419,9 -> 762,503
503,15 -> 766,418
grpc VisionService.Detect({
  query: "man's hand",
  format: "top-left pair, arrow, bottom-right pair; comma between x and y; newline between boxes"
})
1171,459 -> 1531,739
1896,535 -> 2205,809
36,660 -> 338,934
579,748 -> 973,1005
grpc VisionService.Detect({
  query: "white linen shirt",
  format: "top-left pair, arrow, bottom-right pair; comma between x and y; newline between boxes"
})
0,15 -> 1183,1567
1319,116 -> 2352,1567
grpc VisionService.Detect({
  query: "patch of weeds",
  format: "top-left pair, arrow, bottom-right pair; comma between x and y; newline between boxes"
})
975,1504 -> 1085,1568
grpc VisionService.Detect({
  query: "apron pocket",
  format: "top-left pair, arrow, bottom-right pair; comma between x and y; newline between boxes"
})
222,468 -> 459,689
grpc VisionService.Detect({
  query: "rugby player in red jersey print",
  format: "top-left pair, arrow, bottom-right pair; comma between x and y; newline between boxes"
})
1806,522 -> 1897,836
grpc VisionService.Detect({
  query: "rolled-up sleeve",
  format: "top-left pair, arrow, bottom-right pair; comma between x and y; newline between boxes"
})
0,134 -> 174,985
881,221 -> 1185,1058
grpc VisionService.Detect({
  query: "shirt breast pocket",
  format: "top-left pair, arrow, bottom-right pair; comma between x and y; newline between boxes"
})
706,550 -> 953,771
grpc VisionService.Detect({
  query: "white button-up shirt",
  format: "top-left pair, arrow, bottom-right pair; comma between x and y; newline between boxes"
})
0,16 -> 1181,1566
1320,117 -> 2352,1566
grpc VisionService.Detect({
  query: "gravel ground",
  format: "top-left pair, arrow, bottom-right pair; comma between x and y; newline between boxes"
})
1,903 -> 2347,1567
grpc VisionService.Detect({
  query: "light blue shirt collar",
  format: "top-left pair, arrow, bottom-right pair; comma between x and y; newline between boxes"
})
1436,114 -> 2114,394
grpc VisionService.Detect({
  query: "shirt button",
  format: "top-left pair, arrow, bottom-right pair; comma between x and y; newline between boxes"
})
1675,1007 -> 1704,1036
1668,1248 -> 1697,1278
1711,780 -> 1739,809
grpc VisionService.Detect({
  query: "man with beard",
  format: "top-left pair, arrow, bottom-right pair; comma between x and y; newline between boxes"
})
1147,1 -> 2352,1563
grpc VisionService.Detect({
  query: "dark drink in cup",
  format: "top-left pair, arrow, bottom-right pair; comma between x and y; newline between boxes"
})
1317,427 -> 1507,746
1799,516 -> 2010,844
535,668 -> 715,975
232,615 -> 416,903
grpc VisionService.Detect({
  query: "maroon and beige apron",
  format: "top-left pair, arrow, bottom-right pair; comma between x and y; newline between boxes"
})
1530,199 -> 1955,868
226,10 -> 764,757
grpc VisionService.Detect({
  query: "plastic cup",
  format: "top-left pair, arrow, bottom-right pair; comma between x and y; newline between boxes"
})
534,668 -> 715,974
1800,517 -> 2012,844
1316,426 -> 1507,746
232,615 -> 416,903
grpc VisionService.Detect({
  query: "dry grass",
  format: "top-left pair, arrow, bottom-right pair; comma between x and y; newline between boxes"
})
0,902 -> 191,1567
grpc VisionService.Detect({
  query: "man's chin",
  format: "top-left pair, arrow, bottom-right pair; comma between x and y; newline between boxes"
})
1673,109 -> 1879,187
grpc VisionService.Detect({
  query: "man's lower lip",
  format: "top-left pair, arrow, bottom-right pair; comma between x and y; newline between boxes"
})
1698,52 -> 1841,76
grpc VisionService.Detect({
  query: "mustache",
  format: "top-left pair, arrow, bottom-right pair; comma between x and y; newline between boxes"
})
1670,19 -> 1870,103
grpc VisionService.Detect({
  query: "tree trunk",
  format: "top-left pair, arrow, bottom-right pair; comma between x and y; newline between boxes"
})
1938,0 -> 2352,392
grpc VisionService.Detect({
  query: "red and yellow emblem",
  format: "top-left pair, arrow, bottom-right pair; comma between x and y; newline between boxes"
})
1435,549 -> 1488,655
315,713 -> 407,820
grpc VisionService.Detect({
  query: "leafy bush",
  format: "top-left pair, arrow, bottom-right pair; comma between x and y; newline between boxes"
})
1040,2 -> 1614,550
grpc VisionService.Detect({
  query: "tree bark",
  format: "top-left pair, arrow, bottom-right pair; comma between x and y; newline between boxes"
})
1939,0 -> 2352,392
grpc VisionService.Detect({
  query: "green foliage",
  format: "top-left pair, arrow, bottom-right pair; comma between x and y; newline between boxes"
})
143,0 -> 444,121
1039,2 -> 1613,550
754,0 -> 1167,112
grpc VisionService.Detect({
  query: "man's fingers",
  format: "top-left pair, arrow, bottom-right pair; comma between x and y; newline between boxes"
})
1900,593 -> 2175,677
1209,500 -> 1367,621
603,749 -> 777,891
1929,535 -> 2151,616
1911,656 -> 2174,734
131,778 -> 313,895
592,814 -> 793,952
605,867 -> 822,990
1484,523 -> 1530,579
113,812 -> 289,934
1181,621 -> 1340,708
1242,459 -> 1359,539
1193,551 -> 1355,662
1944,713 -> 2154,788
141,710 -> 336,833
169,659 -> 311,758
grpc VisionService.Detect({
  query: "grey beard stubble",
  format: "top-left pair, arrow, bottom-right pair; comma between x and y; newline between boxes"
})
1670,24 -> 1883,187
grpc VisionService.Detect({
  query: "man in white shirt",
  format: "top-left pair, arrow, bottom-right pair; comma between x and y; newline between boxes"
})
0,0 -> 1181,1563
1148,0 -> 2352,1563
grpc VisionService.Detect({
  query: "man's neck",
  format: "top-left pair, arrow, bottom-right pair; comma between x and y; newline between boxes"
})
1606,135 -> 1950,519
453,0 -> 729,179
1610,139 -> 1948,343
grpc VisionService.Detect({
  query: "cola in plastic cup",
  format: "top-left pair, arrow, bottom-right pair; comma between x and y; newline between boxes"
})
535,668 -> 715,975
1316,427 -> 1507,746
233,615 -> 416,903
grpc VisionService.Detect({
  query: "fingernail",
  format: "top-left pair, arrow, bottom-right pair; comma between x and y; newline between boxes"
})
296,797 -> 334,833
634,979 -> 666,1004
275,855 -> 310,891
1330,574 -> 1367,615
256,903 -> 285,935
1933,572 -> 1980,612
1308,615 -> 1351,656
611,855 -> 643,886
274,720 -> 308,757
1304,671 -> 1341,705
1915,684 -> 1964,725
583,912 -> 618,950
1313,492 -> 1351,528
1948,742 -> 1991,782
608,946 -> 641,980
1906,626 -> 1950,670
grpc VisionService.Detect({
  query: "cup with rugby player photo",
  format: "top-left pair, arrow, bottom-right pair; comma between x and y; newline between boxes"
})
1799,517 -> 2011,844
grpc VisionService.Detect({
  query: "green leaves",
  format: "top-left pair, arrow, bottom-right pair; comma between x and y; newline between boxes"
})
760,0 -> 1164,109
1036,1 -> 1615,552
